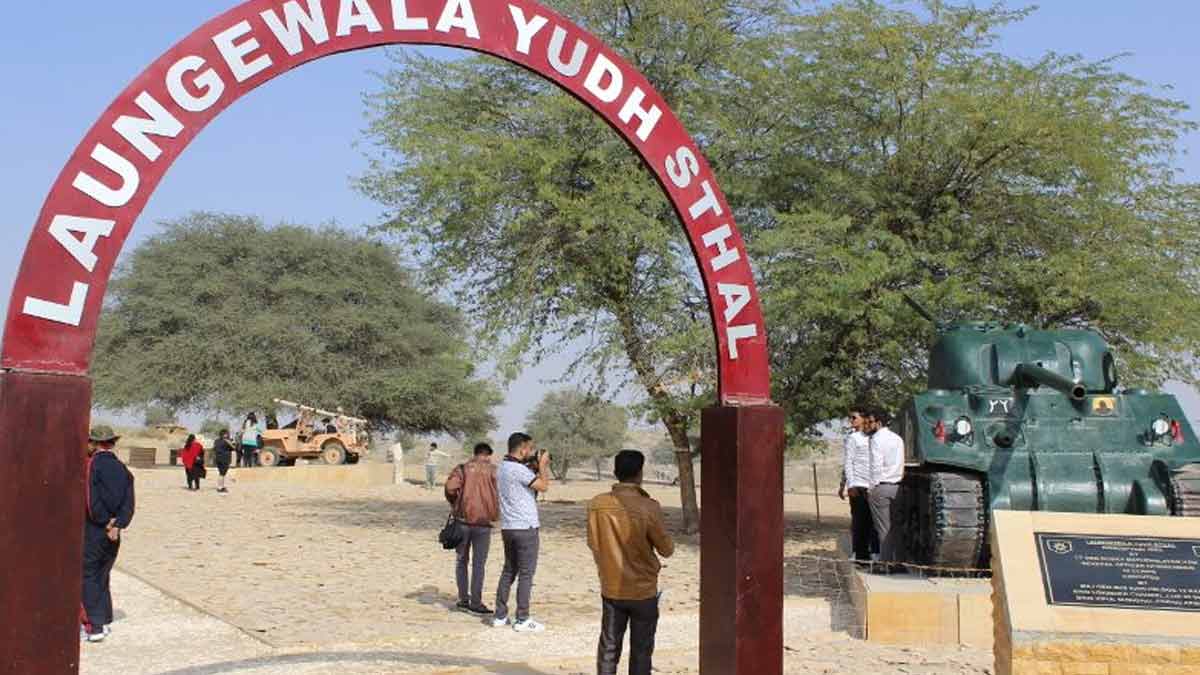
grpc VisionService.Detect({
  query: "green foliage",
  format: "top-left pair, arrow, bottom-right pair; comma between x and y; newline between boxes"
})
93,213 -> 501,435
360,0 -> 783,529
462,435 -> 499,456
199,418 -> 228,437
526,389 -> 628,480
142,404 -> 177,427
728,1 -> 1200,433
359,0 -> 1200,518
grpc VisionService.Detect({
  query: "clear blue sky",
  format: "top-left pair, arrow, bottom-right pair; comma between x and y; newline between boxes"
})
1,1 -> 1199,433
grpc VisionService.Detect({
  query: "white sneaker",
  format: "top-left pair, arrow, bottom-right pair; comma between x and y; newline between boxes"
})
512,618 -> 545,633
492,616 -> 509,627
102,625 -> 112,637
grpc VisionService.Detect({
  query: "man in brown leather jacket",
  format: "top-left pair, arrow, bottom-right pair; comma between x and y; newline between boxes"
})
587,450 -> 674,675
444,442 -> 500,614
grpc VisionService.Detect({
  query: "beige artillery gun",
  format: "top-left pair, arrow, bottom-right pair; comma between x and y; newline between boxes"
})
258,399 -> 370,466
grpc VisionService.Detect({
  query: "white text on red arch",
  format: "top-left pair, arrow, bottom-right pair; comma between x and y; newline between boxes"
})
23,0 -> 758,360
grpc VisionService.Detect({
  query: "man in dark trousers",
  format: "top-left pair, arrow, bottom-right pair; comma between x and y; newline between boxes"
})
587,450 -> 675,675
443,442 -> 500,614
838,407 -> 877,562
492,432 -> 551,632
81,425 -> 135,643
212,429 -> 234,493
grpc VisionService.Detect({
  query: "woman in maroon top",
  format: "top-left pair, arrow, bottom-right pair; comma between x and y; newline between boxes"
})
180,434 -> 204,491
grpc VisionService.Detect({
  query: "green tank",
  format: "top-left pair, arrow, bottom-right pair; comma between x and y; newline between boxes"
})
894,299 -> 1200,571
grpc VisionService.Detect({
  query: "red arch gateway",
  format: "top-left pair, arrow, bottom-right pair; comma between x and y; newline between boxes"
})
0,3 -> 782,674
1,0 -> 770,405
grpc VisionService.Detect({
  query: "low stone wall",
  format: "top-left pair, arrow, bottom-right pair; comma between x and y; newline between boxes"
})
850,566 -> 993,648
228,463 -> 394,488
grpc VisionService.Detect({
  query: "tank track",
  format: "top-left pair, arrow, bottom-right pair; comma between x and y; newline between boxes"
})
1169,464 -> 1200,517
900,468 -> 989,573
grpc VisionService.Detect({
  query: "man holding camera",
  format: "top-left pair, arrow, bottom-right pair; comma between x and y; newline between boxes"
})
492,432 -> 551,632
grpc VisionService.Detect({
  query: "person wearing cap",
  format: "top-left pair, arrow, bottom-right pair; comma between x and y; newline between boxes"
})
81,425 -> 136,643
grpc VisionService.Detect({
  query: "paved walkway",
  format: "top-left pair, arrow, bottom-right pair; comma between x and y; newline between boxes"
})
80,572 -> 843,674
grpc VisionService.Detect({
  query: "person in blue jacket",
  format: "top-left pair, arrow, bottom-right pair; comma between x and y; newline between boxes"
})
81,425 -> 135,643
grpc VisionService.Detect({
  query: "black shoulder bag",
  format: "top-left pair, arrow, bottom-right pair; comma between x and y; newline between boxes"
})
438,464 -> 467,550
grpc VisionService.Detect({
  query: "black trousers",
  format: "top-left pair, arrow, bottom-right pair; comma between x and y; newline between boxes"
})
241,445 -> 258,467
185,466 -> 200,489
494,528 -> 539,621
848,490 -> 878,561
455,525 -> 492,606
82,528 -> 120,629
597,596 -> 659,675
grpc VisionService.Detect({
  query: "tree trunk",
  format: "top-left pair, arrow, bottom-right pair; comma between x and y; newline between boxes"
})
664,414 -> 700,533
610,296 -> 701,533
551,457 -> 572,482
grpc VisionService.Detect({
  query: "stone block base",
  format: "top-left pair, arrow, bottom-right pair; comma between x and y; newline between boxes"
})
849,565 -> 993,648
999,639 -> 1200,674
991,511 -> 1200,675
229,463 -> 393,488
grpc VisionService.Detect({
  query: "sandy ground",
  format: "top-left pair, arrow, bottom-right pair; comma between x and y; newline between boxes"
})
80,464 -> 992,674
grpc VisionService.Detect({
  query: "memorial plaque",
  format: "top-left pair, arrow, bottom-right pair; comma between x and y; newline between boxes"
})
1034,531 -> 1200,612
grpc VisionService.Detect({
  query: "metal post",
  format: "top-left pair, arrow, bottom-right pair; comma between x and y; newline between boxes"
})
812,461 -> 821,524
0,372 -> 91,674
701,405 -> 784,675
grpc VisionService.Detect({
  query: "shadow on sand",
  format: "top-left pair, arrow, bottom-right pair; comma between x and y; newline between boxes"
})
154,650 -> 559,675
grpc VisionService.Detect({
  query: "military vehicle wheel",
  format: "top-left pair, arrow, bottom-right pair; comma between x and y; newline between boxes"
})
322,441 -> 347,465
1169,464 -> 1200,516
259,447 -> 282,467
900,468 -> 988,574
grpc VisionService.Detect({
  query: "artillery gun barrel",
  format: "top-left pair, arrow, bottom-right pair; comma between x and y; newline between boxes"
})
902,293 -> 939,325
272,398 -> 368,425
1013,363 -> 1086,401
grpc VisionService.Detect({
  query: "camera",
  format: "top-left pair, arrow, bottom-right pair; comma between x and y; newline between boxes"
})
523,448 -> 547,472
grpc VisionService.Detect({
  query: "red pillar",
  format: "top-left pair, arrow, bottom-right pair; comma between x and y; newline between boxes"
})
700,404 -> 784,675
0,371 -> 90,674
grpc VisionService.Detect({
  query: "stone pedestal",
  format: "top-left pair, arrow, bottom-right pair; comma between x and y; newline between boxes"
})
850,567 -> 993,648
0,371 -> 91,674
991,510 -> 1200,675
700,405 -> 785,675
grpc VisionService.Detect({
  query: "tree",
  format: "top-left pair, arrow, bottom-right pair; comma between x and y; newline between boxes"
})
359,0 -> 784,532
199,418 -> 228,437
93,213 -> 502,435
729,1 -> 1200,434
142,404 -> 176,427
526,390 -> 627,481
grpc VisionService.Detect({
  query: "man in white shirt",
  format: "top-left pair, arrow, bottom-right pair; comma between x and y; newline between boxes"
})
865,408 -> 905,565
838,408 -> 876,562
425,442 -> 450,490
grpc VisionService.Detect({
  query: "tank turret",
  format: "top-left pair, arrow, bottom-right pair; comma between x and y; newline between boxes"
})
891,298 -> 1200,571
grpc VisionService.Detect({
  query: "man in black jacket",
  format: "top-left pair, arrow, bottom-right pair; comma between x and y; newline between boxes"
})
212,429 -> 235,493
81,425 -> 135,643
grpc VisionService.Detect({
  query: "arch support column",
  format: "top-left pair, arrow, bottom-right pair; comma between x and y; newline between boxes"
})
0,371 -> 90,674
701,404 -> 785,675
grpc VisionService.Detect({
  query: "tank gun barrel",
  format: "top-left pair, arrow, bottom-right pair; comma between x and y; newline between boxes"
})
902,293 -> 940,327
1013,363 -> 1085,401
272,398 -> 368,425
